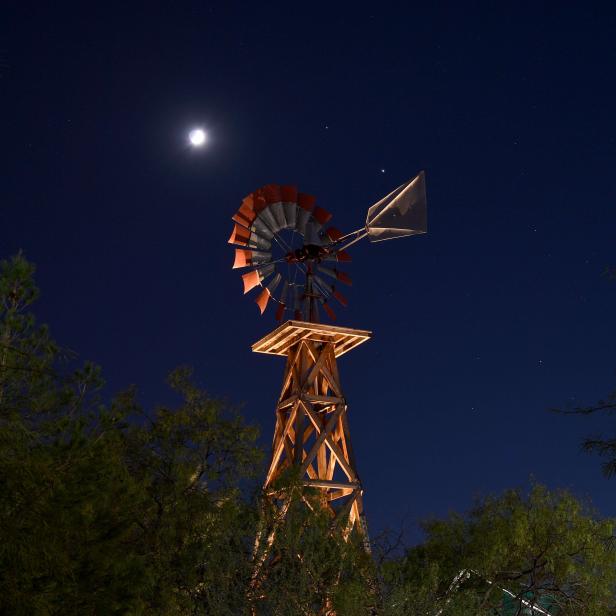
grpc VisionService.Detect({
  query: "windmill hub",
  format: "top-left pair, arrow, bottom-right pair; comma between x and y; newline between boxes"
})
285,244 -> 328,263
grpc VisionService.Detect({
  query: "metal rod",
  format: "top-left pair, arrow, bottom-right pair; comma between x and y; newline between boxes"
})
334,226 -> 366,243
337,230 -> 368,252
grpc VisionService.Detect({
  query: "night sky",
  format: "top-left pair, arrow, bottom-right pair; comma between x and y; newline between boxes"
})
3,4 -> 616,540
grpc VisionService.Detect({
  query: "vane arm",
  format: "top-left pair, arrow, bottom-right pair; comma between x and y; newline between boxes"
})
332,227 -> 368,253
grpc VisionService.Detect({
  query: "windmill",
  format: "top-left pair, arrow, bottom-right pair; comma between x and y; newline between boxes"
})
228,171 -> 427,577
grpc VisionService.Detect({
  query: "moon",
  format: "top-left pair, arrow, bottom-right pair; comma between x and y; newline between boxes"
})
189,128 -> 207,147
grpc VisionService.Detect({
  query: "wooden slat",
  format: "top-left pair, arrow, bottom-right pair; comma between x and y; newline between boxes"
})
302,394 -> 344,405
304,479 -> 359,490
264,401 -> 298,487
252,320 -> 371,358
327,488 -> 355,501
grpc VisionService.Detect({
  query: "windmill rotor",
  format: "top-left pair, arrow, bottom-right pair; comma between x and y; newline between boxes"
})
228,171 -> 427,321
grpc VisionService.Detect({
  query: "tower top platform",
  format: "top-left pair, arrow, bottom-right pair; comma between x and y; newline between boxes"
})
252,320 -> 371,358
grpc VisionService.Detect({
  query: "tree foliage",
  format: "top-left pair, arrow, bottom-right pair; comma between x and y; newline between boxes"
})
0,254 -> 262,614
382,485 -> 616,615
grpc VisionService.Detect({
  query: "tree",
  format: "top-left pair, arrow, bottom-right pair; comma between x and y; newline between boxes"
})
250,475 -> 378,615
555,268 -> 616,477
381,485 -> 616,616
0,254 -> 262,614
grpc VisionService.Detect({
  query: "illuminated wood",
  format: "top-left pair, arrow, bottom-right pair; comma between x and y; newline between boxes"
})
252,320 -> 371,358
255,320 -> 371,539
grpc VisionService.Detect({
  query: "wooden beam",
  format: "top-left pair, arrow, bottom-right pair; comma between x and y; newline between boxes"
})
264,401 -> 298,487
299,404 -> 344,477
304,479 -> 359,491
303,403 -> 356,482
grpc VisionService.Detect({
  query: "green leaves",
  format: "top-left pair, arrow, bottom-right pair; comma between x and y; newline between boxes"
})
382,485 -> 616,616
0,254 -> 263,614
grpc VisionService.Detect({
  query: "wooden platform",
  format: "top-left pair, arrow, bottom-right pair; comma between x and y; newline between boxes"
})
252,320 -> 371,358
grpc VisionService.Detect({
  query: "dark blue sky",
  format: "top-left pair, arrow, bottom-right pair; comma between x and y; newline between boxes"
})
3,3 -> 616,539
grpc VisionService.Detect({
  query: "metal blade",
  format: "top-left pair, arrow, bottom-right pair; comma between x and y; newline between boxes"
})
266,273 -> 282,295
280,185 -> 298,230
251,217 -> 274,241
322,249 -> 352,263
263,184 -> 282,204
298,192 -> 316,212
321,301 -> 336,321
280,185 -> 298,203
297,208 -> 311,236
257,207 -> 279,234
336,271 -> 352,285
228,224 -> 251,246
304,220 -> 323,245
284,202 -> 297,229
242,270 -> 261,294
232,249 -> 272,269
316,265 -> 352,286
241,263 -> 274,294
333,290 -> 348,307
255,288 -> 271,314
232,211 -> 252,228
312,206 -> 332,226
325,226 -> 343,242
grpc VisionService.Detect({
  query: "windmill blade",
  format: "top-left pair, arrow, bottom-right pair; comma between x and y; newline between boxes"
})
237,200 -> 258,224
263,184 -> 287,231
296,192 -> 315,236
232,210 -> 253,228
281,185 -> 298,229
304,220 -> 325,246
255,272 -> 281,314
297,208 -> 312,236
321,299 -> 336,321
312,205 -> 332,226
325,226 -> 343,242
229,224 -> 272,251
266,273 -> 282,295
312,274 -> 333,299
242,263 -> 275,294
323,249 -> 352,263
233,249 -> 272,269
258,205 -> 279,234
366,170 -> 427,242
333,289 -> 348,307
313,274 -> 348,307
316,265 -> 352,286
255,288 -> 271,314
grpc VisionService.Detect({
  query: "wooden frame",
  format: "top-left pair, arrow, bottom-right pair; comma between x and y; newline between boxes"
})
256,320 -> 371,534
252,320 -> 371,358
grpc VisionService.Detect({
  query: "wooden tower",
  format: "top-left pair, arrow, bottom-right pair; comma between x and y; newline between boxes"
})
253,320 -> 371,540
